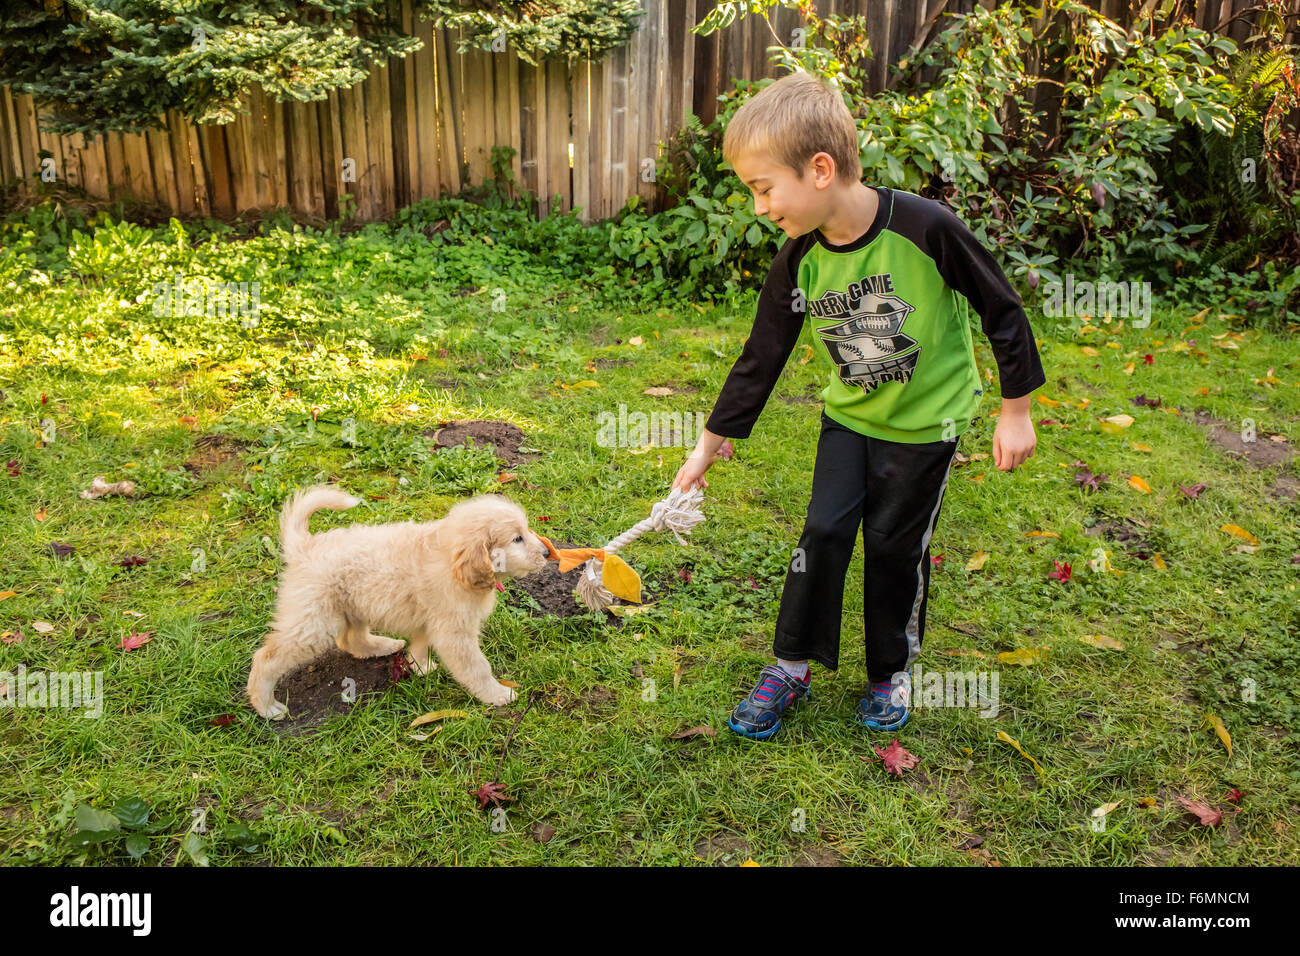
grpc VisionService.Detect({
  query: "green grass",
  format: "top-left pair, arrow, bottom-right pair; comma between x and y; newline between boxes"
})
0,212 -> 1297,865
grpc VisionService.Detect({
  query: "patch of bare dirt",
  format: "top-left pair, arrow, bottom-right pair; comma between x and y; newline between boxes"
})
790,845 -> 844,866
266,647 -> 400,738
424,419 -> 539,466
779,383 -> 823,405
592,358 -> 632,369
543,684 -> 619,715
1188,407 -> 1297,498
1084,512 -> 1161,558
184,434 -> 247,475
695,832 -> 751,864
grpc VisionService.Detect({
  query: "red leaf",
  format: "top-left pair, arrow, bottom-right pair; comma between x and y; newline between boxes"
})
1074,468 -> 1107,493
930,553 -> 945,566
867,739 -> 919,777
1224,788 -> 1244,804
1143,354 -> 1154,365
4,459 -> 19,477
677,568 -> 693,583
1048,559 -> 1073,583
209,714 -> 237,727
118,554 -> 148,568
1176,795 -> 1222,827
390,652 -> 412,683
1180,482 -> 1208,499
40,393 -> 48,405
120,630 -> 152,651
469,781 -> 515,810
1037,418 -> 1058,426
1,628 -> 23,645
47,541 -> 76,559
1130,393 -> 1162,408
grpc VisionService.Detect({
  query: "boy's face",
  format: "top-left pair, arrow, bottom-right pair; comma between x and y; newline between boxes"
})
732,149 -> 838,238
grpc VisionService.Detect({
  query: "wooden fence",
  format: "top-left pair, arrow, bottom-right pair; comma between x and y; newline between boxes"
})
1,0 -> 1296,225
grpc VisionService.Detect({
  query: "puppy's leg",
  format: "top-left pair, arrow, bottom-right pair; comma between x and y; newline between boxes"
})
247,622 -> 338,719
404,625 -> 438,676
426,625 -> 515,706
336,622 -> 405,659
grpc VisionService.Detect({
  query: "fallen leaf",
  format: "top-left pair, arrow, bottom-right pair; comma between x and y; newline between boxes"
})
643,387 -> 673,396
468,781 -> 515,810
997,647 -> 1045,666
209,714 -> 237,727
1048,559 -> 1073,582
408,728 -> 444,741
1220,524 -> 1259,546
1205,713 -> 1232,758
1180,482 -> 1207,499
1024,530 -> 1059,538
1176,795 -> 1222,827
1128,475 -> 1152,494
996,730 -> 1043,775
34,506 -> 47,522
966,550 -> 990,571
118,554 -> 148,568
409,709 -> 468,728
1078,633 -> 1124,650
1092,799 -> 1123,819
30,620 -> 54,633
629,335 -> 643,346
0,591 -> 15,602
870,739 -> 919,777
119,630 -> 152,651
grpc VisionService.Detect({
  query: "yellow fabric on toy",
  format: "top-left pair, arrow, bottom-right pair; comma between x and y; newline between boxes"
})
536,533 -> 642,603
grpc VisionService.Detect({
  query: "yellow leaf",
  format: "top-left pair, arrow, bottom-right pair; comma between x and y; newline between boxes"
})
1123,361 -> 1135,375
1079,324 -> 1100,333
409,709 -> 468,728
1024,530 -> 1059,538
629,335 -> 643,346
568,380 -> 600,389
408,727 -> 444,741
1105,341 -> 1122,349
1128,475 -> 1152,494
996,730 -> 1044,775
1220,524 -> 1260,546
1078,633 -> 1125,650
1151,552 -> 1167,570
1097,421 -> 1125,435
1080,346 -> 1099,356
1074,397 -> 1091,409
1138,797 -> 1157,808
965,550 -> 990,571
643,387 -> 673,396
798,344 -> 815,364
601,553 -> 642,603
34,507 -> 47,522
499,679 -> 521,688
0,591 -> 15,602
1092,799 -> 1123,818
1205,713 -> 1232,758
1104,414 -> 1135,428
996,647 -> 1045,666
740,859 -> 760,867
606,603 -> 656,617
1130,442 -> 1152,452
1036,395 -> 1061,407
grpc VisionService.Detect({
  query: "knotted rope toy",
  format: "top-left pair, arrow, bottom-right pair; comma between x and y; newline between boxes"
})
536,485 -> 707,612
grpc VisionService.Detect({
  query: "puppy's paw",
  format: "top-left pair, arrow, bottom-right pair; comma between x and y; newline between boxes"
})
264,700 -> 289,720
405,651 -> 438,676
481,683 -> 517,707
355,635 -> 406,658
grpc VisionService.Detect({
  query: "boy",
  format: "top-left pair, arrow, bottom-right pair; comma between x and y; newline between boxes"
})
670,71 -> 1046,739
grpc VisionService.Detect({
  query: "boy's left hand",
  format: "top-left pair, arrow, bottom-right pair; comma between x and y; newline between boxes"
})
992,411 -> 1037,471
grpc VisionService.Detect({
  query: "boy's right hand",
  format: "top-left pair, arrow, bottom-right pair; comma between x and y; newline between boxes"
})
672,453 -> 713,493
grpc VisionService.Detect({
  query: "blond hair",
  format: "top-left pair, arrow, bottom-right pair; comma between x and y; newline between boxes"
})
722,71 -> 861,185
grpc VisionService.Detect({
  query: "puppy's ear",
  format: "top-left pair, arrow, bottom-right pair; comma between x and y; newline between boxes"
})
450,537 -> 497,591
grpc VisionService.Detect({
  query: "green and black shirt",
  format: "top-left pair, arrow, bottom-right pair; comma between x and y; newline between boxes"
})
705,185 -> 1047,444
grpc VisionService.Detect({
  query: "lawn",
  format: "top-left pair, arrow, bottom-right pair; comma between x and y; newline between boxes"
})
1,210 -> 1297,865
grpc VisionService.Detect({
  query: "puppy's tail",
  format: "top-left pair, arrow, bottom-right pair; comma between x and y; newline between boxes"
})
279,484 -> 363,558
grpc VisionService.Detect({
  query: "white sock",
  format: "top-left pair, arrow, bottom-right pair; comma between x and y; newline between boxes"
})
777,658 -> 809,679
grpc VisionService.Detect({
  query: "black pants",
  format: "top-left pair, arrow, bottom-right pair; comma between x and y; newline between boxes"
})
772,410 -> 958,682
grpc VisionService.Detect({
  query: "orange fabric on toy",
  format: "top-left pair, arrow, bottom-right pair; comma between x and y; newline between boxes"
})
536,533 -> 606,574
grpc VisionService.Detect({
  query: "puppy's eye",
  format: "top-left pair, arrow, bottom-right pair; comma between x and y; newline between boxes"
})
513,535 -> 524,543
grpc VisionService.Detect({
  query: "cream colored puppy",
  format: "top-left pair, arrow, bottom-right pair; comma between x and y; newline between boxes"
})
247,484 -> 550,719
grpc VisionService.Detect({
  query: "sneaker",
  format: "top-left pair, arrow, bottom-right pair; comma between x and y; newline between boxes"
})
728,664 -> 812,740
856,672 -> 910,731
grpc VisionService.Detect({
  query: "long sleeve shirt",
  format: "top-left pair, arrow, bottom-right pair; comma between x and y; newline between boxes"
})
704,185 -> 1047,443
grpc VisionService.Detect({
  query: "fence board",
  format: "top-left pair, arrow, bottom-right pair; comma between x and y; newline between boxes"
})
0,1 -> 1285,223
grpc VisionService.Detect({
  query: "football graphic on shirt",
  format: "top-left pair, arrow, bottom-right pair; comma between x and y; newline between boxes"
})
814,288 -> 919,394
